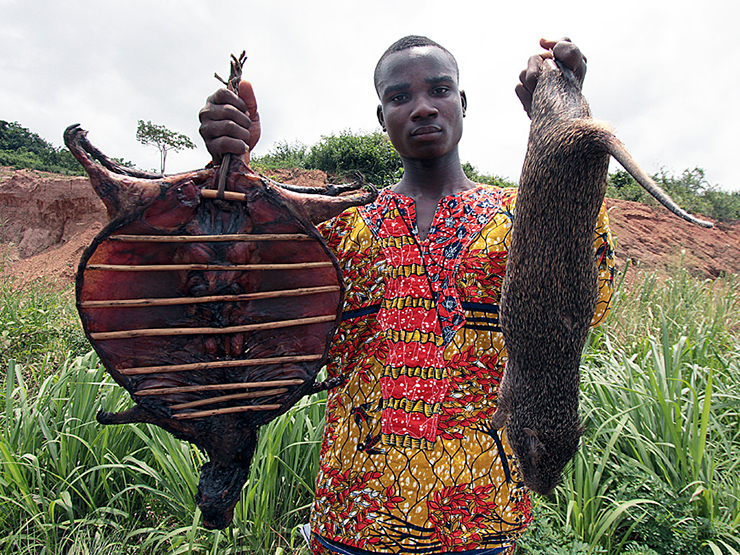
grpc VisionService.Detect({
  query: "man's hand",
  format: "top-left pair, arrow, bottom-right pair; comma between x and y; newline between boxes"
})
198,80 -> 261,165
515,38 -> 587,117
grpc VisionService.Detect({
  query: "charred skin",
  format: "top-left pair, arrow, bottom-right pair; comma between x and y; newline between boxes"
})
66,124 -> 377,528
491,60 -> 710,496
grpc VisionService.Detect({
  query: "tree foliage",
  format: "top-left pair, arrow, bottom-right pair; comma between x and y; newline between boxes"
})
135,120 -> 195,174
304,130 -> 403,187
254,140 -> 308,170
254,129 -> 516,189
0,120 -> 84,175
606,167 -> 740,222
461,162 -> 517,188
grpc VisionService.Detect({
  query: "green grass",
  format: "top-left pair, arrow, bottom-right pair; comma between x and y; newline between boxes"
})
1,267 -> 738,554
517,269 -> 740,555
0,274 -> 88,367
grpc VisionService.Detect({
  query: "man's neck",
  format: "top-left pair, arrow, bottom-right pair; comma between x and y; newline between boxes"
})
391,150 -> 476,240
392,150 -> 475,201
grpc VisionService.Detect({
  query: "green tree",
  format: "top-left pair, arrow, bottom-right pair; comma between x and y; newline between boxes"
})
135,120 -> 195,174
606,167 -> 740,222
0,120 -> 84,175
461,161 -> 517,188
304,130 -> 403,187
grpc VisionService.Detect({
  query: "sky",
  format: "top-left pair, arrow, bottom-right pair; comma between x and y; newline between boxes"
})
2,0 -> 738,191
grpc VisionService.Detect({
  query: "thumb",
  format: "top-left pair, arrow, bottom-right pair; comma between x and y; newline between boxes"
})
238,80 -> 259,121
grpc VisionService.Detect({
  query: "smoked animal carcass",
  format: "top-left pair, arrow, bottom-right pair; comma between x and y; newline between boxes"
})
64,124 -> 377,529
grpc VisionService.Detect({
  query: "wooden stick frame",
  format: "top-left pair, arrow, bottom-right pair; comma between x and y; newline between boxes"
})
134,378 -> 306,395
86,262 -> 334,272
91,315 -> 336,341
80,285 -> 341,309
168,388 -> 288,410
107,233 -> 313,243
174,404 -> 282,420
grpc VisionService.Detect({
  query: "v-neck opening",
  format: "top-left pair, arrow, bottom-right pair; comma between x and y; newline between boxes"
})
389,186 -> 482,242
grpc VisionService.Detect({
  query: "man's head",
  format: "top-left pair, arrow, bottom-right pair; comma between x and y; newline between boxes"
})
374,35 -> 466,161
374,35 -> 459,96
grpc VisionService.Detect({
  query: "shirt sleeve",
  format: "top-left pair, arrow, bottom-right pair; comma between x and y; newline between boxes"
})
315,208 -> 359,255
590,202 -> 615,327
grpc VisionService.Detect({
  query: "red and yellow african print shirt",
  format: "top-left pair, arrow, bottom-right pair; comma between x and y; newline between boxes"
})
310,185 -> 615,554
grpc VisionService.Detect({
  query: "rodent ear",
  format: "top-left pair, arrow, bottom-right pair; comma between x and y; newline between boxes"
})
489,408 -> 508,430
522,427 -> 545,463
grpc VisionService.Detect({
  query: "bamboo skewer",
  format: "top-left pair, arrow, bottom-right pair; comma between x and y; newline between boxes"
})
86,262 -> 334,272
174,404 -> 282,420
121,356 -> 321,376
201,189 -> 248,202
168,388 -> 288,410
91,314 -> 336,341
80,285 -> 341,309
107,233 -> 312,243
134,378 -> 306,395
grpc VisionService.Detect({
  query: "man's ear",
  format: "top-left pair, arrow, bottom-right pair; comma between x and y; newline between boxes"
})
460,90 -> 467,117
377,105 -> 386,131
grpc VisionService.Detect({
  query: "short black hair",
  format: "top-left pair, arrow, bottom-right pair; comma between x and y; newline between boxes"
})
374,35 -> 459,93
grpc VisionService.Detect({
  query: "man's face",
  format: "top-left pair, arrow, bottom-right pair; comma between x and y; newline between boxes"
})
376,46 -> 466,161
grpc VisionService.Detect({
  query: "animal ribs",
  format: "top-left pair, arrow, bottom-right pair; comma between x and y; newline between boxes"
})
65,124 -> 377,529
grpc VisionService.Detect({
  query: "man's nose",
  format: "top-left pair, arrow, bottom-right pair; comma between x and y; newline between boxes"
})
410,98 -> 438,120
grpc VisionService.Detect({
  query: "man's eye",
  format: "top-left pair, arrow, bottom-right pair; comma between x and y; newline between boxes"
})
433,87 -> 450,95
390,94 -> 408,102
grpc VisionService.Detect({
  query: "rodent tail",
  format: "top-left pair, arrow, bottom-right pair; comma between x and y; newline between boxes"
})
606,135 -> 714,228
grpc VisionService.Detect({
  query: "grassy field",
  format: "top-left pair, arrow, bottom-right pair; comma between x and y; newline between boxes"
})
1,267 -> 738,554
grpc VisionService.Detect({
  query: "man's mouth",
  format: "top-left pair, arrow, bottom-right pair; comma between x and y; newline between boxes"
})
411,125 -> 442,136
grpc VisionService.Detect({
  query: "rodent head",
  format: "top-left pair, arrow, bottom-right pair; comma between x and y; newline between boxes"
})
507,412 -> 584,496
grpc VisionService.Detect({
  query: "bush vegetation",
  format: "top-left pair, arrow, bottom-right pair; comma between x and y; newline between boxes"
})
255,130 -> 739,221
607,168 -> 740,222
1,266 -> 738,554
0,121 -> 85,176
254,129 -> 515,188
4,122 -> 737,222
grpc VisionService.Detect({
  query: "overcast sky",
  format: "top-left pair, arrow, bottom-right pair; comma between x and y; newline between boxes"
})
2,0 -> 738,191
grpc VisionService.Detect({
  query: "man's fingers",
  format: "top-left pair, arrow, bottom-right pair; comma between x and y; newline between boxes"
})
198,103 -> 253,130
520,54 -> 543,94
538,37 -> 587,82
238,80 -> 261,151
207,88 -> 247,112
206,136 -> 249,164
201,119 -> 252,143
515,84 -> 532,116
199,83 -> 260,165
239,81 -> 260,121
540,37 -> 571,51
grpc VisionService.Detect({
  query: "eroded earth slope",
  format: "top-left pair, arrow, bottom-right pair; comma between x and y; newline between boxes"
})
2,167 -> 738,286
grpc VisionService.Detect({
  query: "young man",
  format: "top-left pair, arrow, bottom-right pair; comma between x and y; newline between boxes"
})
199,36 -> 614,555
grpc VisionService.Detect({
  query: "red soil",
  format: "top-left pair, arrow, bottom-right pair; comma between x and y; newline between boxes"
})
1,166 -> 738,288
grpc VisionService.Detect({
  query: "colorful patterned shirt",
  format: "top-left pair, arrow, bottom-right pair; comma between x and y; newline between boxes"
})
310,185 -> 615,554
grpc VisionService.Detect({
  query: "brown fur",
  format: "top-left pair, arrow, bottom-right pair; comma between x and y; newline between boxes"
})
489,59 -> 709,495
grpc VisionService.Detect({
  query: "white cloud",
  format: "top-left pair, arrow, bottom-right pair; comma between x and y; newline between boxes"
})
1,0 -> 737,189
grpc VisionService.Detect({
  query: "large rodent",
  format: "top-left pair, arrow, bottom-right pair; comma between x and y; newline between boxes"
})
490,58 -> 711,496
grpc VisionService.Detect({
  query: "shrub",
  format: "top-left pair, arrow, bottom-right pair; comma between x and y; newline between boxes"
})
462,161 -> 517,188
304,129 -> 403,187
606,168 -> 740,222
0,120 -> 85,176
254,140 -> 308,170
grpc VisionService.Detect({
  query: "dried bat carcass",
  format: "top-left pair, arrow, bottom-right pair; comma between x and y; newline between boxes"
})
64,124 -> 377,529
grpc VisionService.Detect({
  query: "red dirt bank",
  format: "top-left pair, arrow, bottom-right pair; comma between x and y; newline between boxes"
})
1,166 -> 738,287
